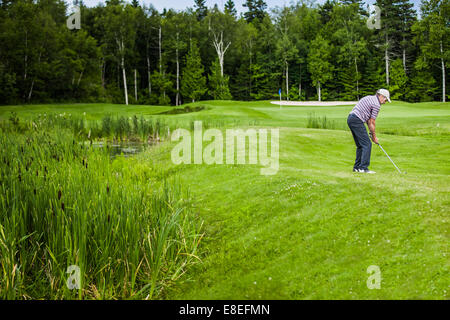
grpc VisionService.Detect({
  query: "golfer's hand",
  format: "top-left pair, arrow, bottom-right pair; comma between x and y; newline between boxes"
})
369,132 -> 378,144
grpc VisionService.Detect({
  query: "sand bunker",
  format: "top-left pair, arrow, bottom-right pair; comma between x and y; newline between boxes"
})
270,101 -> 358,106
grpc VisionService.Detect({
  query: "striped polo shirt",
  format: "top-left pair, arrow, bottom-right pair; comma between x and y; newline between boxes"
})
350,95 -> 381,123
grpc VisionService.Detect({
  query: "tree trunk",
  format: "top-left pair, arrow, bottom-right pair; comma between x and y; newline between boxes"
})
77,69 -> 83,86
385,33 -> 389,86
318,81 -> 321,102
402,35 -> 407,75
176,32 -> 180,106
441,41 -> 446,102
28,79 -> 35,101
28,51 -> 41,101
298,64 -> 301,100
249,40 -> 252,98
286,60 -> 289,101
24,30 -> 28,81
355,57 -> 359,100
159,26 -> 162,75
117,62 -> 120,89
212,31 -> 231,78
134,68 -> 137,102
122,55 -> 128,105
100,58 -> 105,89
147,55 -> 151,97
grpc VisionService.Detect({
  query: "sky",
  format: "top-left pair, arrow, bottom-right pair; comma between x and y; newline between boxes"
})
80,0 -> 422,15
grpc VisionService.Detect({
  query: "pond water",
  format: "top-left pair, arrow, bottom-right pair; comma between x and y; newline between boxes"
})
87,140 -> 159,158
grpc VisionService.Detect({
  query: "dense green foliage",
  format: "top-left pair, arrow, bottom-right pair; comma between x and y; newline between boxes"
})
0,0 -> 448,105
0,113 -> 204,299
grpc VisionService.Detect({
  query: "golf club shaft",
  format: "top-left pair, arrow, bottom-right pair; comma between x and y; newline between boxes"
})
377,144 -> 402,173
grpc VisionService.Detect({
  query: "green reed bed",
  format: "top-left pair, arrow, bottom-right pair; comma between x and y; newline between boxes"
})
307,112 -> 338,130
24,111 -> 259,147
0,122 -> 203,299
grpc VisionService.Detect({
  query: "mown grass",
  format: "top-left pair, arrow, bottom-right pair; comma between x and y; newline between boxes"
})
161,126 -> 449,299
1,100 -> 449,299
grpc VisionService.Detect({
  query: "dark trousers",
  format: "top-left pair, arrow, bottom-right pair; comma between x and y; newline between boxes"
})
347,113 -> 371,171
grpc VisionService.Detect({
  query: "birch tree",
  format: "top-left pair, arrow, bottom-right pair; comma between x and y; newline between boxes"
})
308,35 -> 333,101
274,6 -> 298,100
164,11 -> 188,106
412,0 -> 449,102
103,2 -> 136,105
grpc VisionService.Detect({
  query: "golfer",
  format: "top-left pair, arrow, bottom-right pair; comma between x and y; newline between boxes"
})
347,89 -> 391,173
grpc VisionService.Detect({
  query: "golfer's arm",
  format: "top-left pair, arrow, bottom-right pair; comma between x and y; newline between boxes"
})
367,118 -> 376,138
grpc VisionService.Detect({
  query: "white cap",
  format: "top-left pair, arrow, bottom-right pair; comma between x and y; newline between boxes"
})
377,89 -> 391,102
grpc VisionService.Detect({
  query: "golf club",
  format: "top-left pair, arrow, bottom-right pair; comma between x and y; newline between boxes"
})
376,143 -> 405,174
369,132 -> 405,174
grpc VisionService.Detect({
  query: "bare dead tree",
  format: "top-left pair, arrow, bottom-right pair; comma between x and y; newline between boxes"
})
212,31 -> 231,77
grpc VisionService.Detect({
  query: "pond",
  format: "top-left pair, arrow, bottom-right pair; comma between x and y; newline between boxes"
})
87,140 -> 159,158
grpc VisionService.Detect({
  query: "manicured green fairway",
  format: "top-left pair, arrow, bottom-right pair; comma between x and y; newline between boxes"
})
1,100 -> 449,299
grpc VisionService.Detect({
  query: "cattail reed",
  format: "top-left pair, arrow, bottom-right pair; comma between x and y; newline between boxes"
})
0,120 -> 203,300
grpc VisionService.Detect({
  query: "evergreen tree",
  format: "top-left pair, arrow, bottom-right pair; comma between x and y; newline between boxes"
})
0,0 -> 445,105
194,0 -> 208,21
397,0 -> 417,76
375,0 -> 405,86
181,41 -> 207,102
319,0 -> 336,25
209,58 -> 232,100
231,62 -> 251,100
224,0 -> 237,17
0,63 -> 17,104
389,58 -> 408,99
243,0 -> 267,23
412,0 -> 448,101
339,0 -> 367,15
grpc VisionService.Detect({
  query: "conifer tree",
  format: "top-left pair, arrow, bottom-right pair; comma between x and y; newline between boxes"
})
181,41 -> 207,102
224,0 -> 237,17
209,58 -> 232,100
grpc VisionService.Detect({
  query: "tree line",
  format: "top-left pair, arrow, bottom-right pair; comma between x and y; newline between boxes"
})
0,0 -> 448,105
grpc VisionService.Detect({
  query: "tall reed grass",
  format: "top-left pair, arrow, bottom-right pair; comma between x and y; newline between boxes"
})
307,113 -> 337,130
0,119 -> 202,299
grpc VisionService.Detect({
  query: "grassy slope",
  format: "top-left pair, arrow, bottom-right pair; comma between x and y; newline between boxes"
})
3,100 -> 449,299
159,101 -> 450,299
